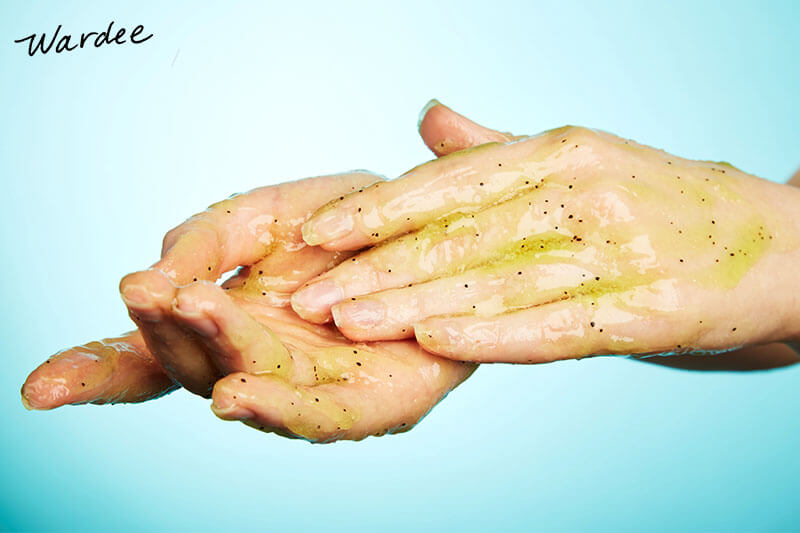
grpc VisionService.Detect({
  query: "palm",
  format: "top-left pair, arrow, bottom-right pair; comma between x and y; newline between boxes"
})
23,172 -> 474,442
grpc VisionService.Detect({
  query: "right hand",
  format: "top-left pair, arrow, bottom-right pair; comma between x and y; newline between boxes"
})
294,102 -> 800,369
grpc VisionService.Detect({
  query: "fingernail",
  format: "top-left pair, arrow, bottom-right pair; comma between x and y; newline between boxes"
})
120,283 -> 150,307
413,321 -> 444,346
302,210 -> 354,246
292,280 -> 344,315
211,399 -> 255,421
418,98 -> 443,129
172,294 -> 219,337
333,300 -> 386,330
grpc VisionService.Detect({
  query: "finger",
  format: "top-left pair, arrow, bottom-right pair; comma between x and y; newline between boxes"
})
155,172 -> 382,285
120,269 -> 221,396
417,99 -> 516,156
212,339 -> 475,443
295,101 -> 514,259
293,188 -> 579,322
302,128 -> 585,251
211,373 -> 356,443
413,288 -> 684,363
331,261 -> 605,341
221,245 -> 354,307
170,282 -> 294,378
21,330 -> 177,410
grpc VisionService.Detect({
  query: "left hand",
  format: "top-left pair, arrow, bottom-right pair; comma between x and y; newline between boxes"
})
22,170 -> 475,443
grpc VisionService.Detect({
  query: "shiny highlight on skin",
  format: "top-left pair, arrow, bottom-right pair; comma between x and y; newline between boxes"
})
297,118 -> 800,364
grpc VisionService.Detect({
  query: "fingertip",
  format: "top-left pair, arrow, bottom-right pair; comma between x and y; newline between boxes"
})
300,219 -> 323,246
413,320 -> 462,360
331,300 -> 388,341
418,101 -> 514,157
417,98 -> 444,130
120,270 -> 175,318
301,209 -> 354,247
290,280 -> 342,323
20,372 -> 70,410
210,374 -> 254,420
171,288 -> 221,338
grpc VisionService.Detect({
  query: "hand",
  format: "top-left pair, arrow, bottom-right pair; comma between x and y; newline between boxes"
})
123,268 -> 474,442
22,172 -> 379,408
293,105 -> 800,364
22,128 -> 478,441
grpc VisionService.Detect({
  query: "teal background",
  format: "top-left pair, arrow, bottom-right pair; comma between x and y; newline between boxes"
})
2,1 -> 799,531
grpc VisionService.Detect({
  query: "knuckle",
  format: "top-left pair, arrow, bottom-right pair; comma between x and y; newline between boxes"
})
565,125 -> 597,145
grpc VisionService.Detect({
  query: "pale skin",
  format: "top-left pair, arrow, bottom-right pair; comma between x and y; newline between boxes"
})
22,171 -> 475,443
21,102 -> 800,444
295,103 -> 800,365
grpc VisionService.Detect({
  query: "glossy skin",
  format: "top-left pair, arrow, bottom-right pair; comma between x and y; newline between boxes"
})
22,172 -> 474,443
295,106 -> 800,364
20,101 -> 800,443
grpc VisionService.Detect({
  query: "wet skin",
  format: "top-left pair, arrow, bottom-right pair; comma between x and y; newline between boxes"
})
21,102 -> 800,444
22,172 -> 474,443
296,105 -> 800,364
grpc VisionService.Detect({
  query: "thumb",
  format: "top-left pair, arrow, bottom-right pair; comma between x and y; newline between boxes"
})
417,99 -> 519,157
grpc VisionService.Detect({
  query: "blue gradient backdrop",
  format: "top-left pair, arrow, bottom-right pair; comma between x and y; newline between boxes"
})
2,2 -> 799,531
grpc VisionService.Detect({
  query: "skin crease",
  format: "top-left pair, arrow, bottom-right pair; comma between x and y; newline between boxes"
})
20,102 -> 799,441
296,103 -> 800,365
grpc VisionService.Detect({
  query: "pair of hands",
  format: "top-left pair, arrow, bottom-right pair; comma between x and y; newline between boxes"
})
22,102 -> 800,443
20,103 -> 506,443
